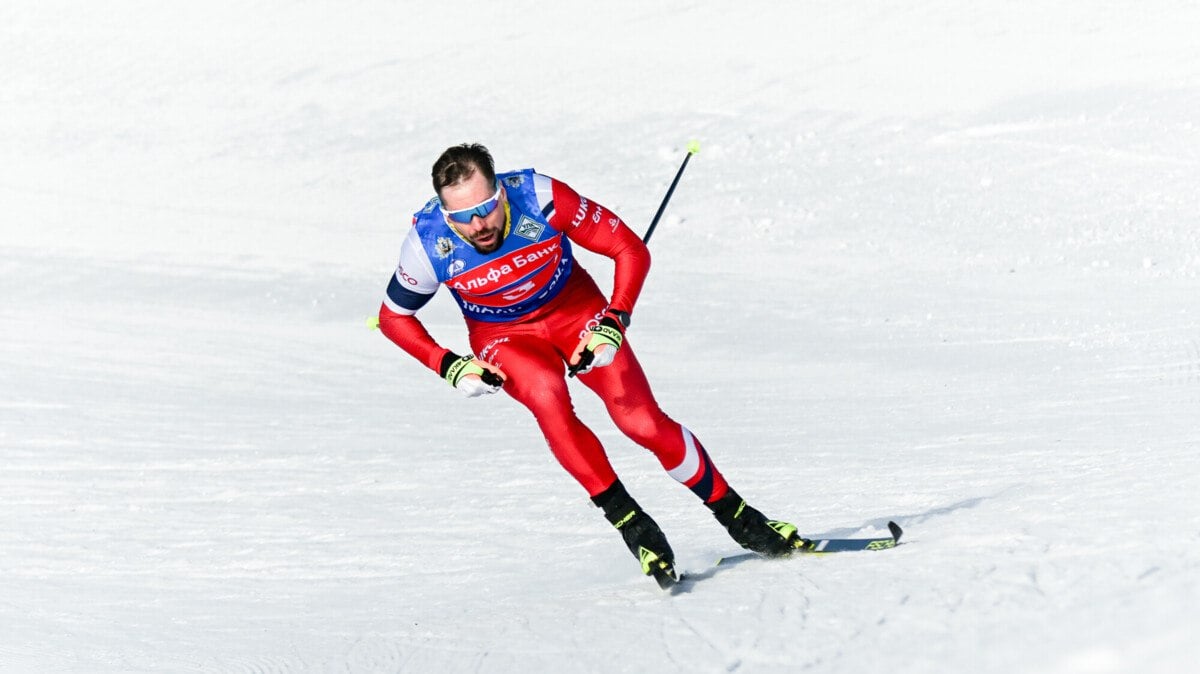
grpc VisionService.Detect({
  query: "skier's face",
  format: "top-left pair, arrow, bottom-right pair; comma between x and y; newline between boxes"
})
440,171 -> 507,253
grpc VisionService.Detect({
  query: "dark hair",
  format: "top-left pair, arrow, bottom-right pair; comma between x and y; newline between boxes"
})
432,143 -> 496,194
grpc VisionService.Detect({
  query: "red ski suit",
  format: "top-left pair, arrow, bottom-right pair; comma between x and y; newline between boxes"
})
379,173 -> 728,501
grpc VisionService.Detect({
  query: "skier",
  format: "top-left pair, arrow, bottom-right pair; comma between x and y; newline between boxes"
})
378,143 -> 810,585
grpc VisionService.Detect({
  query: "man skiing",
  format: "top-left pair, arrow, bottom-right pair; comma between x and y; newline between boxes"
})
378,143 -> 811,586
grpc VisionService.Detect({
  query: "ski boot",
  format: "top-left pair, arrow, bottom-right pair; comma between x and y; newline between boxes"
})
708,488 -> 813,557
592,481 -> 679,589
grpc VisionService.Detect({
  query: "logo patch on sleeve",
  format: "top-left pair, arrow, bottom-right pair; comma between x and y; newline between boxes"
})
514,216 -> 545,241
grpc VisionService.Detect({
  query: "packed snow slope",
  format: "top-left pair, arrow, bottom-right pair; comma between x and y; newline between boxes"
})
3,1 -> 1199,672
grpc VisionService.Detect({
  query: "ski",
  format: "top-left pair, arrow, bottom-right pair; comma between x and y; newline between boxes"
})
656,522 -> 903,590
800,520 -> 903,554
715,521 -> 903,566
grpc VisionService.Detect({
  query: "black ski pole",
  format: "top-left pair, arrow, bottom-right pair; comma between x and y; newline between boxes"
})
642,140 -> 699,244
568,141 -> 699,378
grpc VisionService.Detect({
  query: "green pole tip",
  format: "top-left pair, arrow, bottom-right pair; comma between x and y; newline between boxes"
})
686,140 -> 701,155
367,315 -> 380,330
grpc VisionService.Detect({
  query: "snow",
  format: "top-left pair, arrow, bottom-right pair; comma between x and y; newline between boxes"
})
3,1 -> 1199,672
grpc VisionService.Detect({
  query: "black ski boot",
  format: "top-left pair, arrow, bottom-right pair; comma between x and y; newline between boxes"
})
592,481 -> 679,589
708,489 -> 812,557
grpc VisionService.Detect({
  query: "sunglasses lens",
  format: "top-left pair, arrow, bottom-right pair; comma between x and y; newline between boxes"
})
446,195 -> 499,224
477,198 -> 499,218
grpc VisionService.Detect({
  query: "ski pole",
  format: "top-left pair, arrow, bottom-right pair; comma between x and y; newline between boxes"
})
568,141 -> 700,377
642,140 -> 699,244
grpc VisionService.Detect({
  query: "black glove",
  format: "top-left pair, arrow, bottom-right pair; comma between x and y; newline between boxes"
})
568,308 -> 629,378
439,352 -> 506,397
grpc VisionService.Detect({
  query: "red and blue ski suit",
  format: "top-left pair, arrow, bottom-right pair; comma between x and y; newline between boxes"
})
378,170 -> 728,502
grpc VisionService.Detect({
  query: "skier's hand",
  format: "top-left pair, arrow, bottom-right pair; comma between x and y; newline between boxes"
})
440,352 -> 506,397
568,309 -> 627,378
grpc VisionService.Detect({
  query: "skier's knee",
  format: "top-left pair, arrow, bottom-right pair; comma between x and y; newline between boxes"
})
612,405 -> 669,446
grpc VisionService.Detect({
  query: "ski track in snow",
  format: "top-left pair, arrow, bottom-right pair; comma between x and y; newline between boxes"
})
3,1 -> 1200,672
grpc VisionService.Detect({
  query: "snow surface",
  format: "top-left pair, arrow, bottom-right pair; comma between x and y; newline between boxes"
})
3,1 -> 1199,672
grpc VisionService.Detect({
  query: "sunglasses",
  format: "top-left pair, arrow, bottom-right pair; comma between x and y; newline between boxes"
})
443,181 -> 502,224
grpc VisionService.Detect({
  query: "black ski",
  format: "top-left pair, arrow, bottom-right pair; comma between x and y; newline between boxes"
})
654,522 -> 903,590
713,521 -> 903,567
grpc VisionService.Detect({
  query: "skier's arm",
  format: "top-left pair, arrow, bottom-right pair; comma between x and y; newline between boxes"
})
378,307 -> 505,396
378,228 -> 448,372
378,229 -> 505,396
541,176 -> 650,315
377,304 -> 449,373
